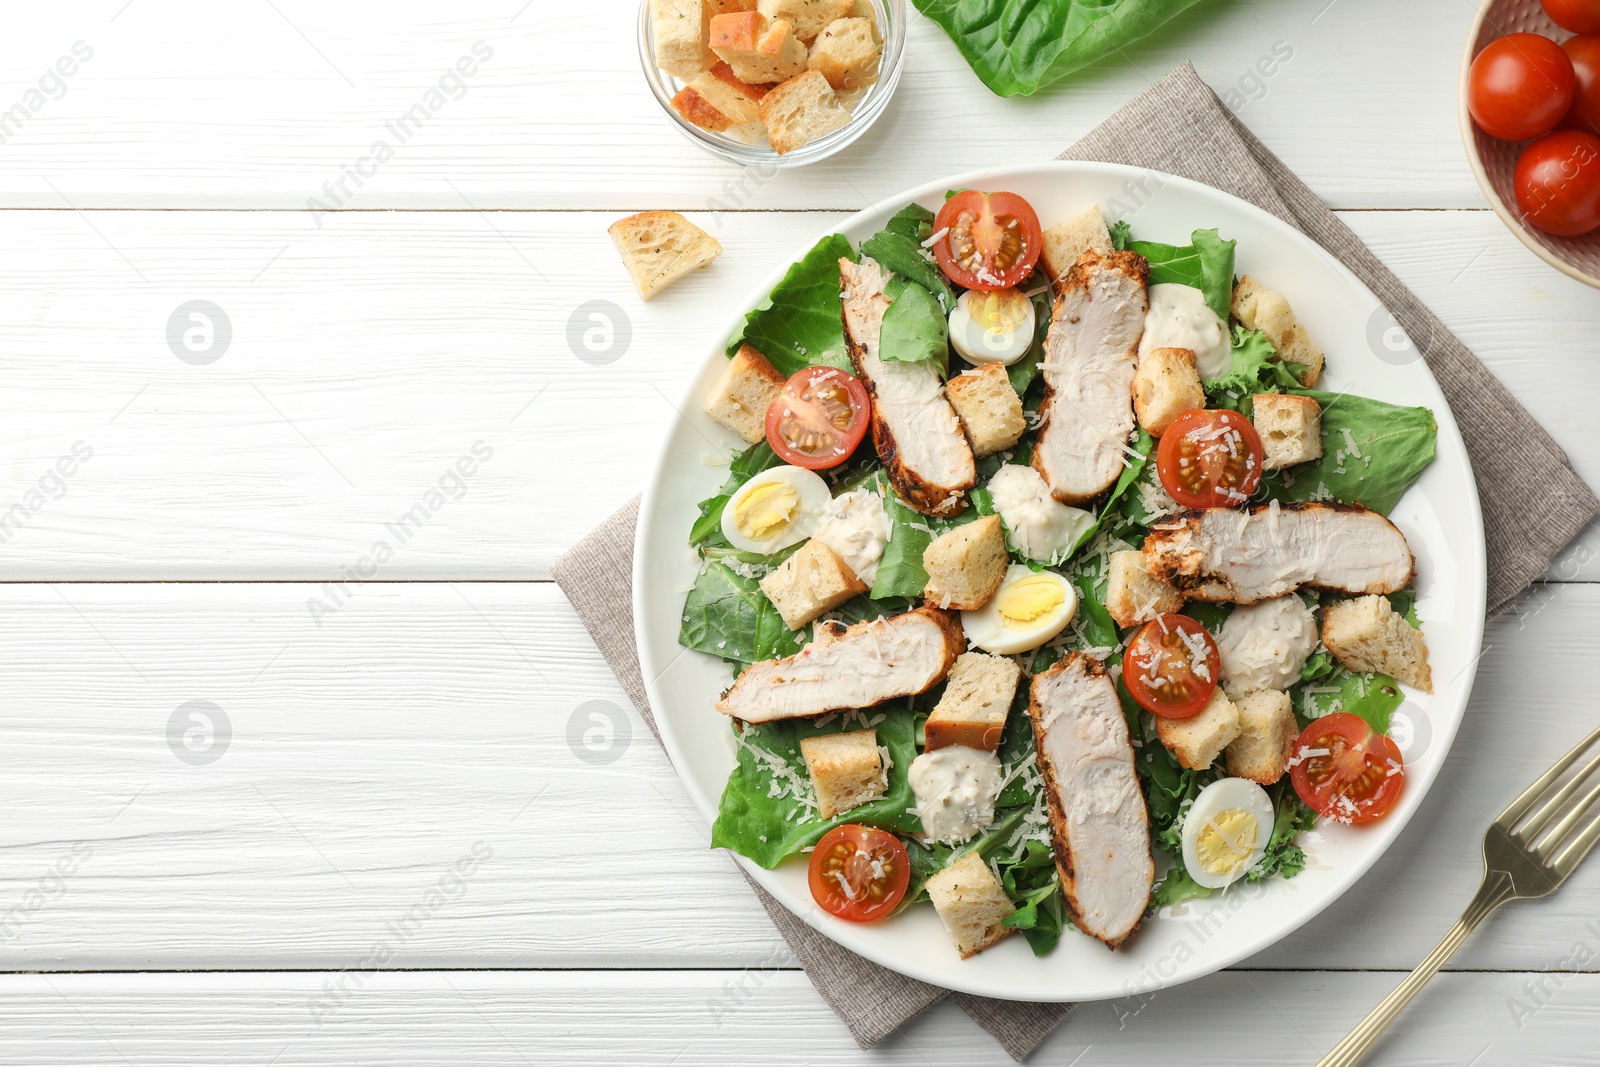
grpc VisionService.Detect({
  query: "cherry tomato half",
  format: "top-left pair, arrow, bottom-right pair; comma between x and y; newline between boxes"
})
807,824 -> 911,922
931,191 -> 1044,291
1469,33 -> 1576,141
1543,0 -> 1600,34
1515,128 -> 1600,236
765,366 -> 871,470
1290,713 -> 1405,825
1562,35 -> 1600,137
1155,409 -> 1265,509
1123,614 -> 1220,720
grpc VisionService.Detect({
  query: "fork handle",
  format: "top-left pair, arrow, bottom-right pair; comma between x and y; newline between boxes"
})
1314,873 -> 1516,1067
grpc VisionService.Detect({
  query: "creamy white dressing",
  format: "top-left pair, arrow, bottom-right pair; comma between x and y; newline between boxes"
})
1216,594 -> 1320,694
812,488 -> 890,585
1138,283 -> 1231,379
909,745 -> 1003,846
986,464 -> 1094,563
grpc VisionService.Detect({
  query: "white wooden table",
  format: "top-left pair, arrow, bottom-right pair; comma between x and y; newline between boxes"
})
2,1 -> 1598,1063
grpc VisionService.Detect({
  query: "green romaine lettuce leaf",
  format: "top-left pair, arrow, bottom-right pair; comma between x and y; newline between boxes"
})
1293,665 -> 1404,734
879,279 -> 950,373
910,0 -> 1213,98
1264,389 -> 1437,514
678,561 -> 805,668
861,204 -> 956,313
727,233 -> 857,376
1127,227 -> 1236,319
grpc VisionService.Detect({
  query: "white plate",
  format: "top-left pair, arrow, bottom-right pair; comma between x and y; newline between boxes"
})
633,162 -> 1486,1002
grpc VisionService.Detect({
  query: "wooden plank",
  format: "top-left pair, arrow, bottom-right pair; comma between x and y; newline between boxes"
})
2,580 -> 1599,972
1,208 -> 1595,581
0,0 -> 1495,210
0,969 -> 1594,1065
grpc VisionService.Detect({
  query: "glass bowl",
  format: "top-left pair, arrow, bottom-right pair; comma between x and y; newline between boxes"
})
638,0 -> 907,168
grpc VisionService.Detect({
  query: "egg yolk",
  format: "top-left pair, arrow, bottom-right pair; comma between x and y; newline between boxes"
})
973,289 -> 1030,336
1195,809 -> 1260,877
995,575 -> 1065,631
732,482 -> 799,542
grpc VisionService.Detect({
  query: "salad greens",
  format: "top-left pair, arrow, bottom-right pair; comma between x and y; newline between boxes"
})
861,204 -> 957,313
1267,390 -> 1438,515
1126,227 -> 1237,320
728,233 -> 857,376
910,0 -> 1214,98
880,279 -> 950,372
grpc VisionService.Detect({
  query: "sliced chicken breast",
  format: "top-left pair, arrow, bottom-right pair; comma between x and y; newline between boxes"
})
1030,249 -> 1150,505
1143,502 -> 1415,604
715,606 -> 964,723
1028,652 -> 1153,949
840,257 -> 975,516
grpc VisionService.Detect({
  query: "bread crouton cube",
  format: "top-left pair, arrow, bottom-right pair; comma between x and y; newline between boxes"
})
922,514 -> 1008,611
1322,595 -> 1432,692
1252,393 -> 1323,470
710,11 -> 809,84
926,852 -> 1016,959
946,363 -> 1025,457
925,652 -> 1021,752
651,0 -> 714,80
1225,689 -> 1298,784
1233,276 -> 1324,387
760,538 -> 867,629
671,71 -> 765,141
709,59 -> 771,100
703,344 -> 786,442
1105,550 -> 1185,629
758,70 -> 851,153
1132,347 -> 1205,436
758,0 -> 852,41
706,0 -> 757,14
806,17 -> 880,90
1155,688 -> 1241,771
1041,206 -> 1113,282
609,210 -> 722,301
799,728 -> 885,818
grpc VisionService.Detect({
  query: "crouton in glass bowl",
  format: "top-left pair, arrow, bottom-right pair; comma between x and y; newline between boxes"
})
639,0 -> 906,168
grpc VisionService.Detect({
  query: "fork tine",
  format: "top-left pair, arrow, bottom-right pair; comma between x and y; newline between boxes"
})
1552,803 -> 1600,878
1497,724 -> 1600,828
1535,775 -> 1600,860
1518,748 -> 1600,841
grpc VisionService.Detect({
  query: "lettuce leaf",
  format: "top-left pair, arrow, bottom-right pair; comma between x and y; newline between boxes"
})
727,233 -> 857,376
678,561 -> 805,668
910,0 -> 1213,98
1264,389 -> 1437,515
860,204 -> 956,313
1204,326 -> 1304,412
880,278 -> 949,373
1127,227 -> 1236,319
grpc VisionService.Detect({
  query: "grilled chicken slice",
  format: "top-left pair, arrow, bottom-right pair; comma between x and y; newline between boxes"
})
1028,653 -> 1153,949
1143,502 -> 1415,604
715,606 -> 963,723
840,257 -> 975,516
1030,249 -> 1149,505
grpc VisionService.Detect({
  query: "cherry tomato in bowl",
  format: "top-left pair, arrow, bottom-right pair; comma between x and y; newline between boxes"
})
807,824 -> 910,922
1155,409 -> 1265,509
765,366 -> 871,470
1514,129 -> 1600,236
931,191 -> 1043,291
1562,35 -> 1600,138
1468,33 -> 1576,141
1543,0 -> 1600,34
1122,614 -> 1220,719
1290,713 -> 1405,825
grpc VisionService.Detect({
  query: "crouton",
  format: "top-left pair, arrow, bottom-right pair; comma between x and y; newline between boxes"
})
1132,347 -> 1205,436
757,0 -> 852,41
1104,550 -> 1184,629
1322,595 -> 1433,692
1225,689 -> 1298,784
1041,206 -> 1113,282
703,344 -> 786,442
651,0 -> 714,80
609,211 -> 722,301
758,70 -> 851,153
799,729 -> 886,818
946,363 -> 1025,457
705,0 -> 756,14
925,652 -> 1021,752
1232,276 -> 1324,387
806,17 -> 880,90
922,515 -> 1007,610
760,538 -> 868,629
671,71 -> 765,141
709,59 -> 770,100
1155,687 -> 1241,771
1252,393 -> 1323,470
926,852 -> 1016,958
710,12 -> 809,84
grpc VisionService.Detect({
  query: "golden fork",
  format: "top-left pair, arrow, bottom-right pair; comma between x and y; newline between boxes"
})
1316,724 -> 1600,1067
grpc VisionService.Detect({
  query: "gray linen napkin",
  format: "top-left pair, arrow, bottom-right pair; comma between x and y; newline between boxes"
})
551,61 -> 1598,1061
